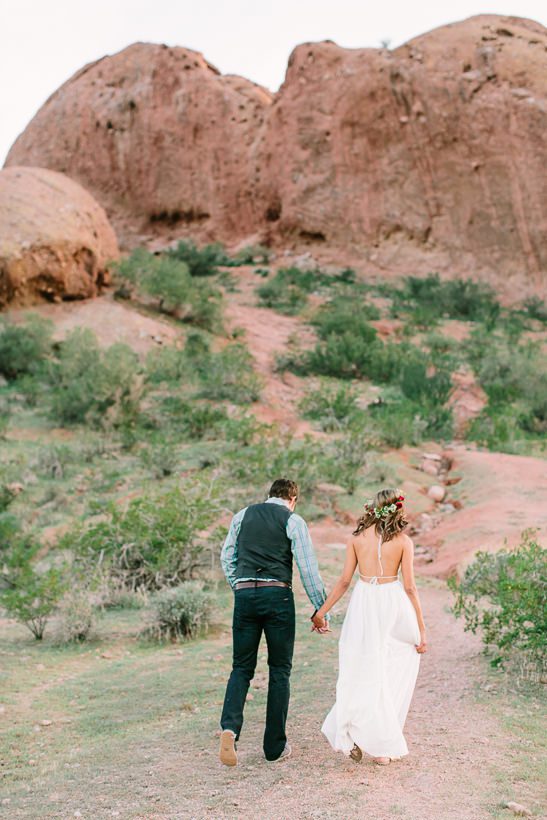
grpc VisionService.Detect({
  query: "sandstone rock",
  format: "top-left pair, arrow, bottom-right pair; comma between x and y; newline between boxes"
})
5,43 -> 272,246
5,17 -> 546,288
428,485 -> 446,502
0,167 -> 118,307
503,802 -> 532,817
420,454 -> 443,476
255,14 -> 547,288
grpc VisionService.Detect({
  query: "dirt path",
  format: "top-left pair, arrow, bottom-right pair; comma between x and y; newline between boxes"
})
157,583 -> 540,820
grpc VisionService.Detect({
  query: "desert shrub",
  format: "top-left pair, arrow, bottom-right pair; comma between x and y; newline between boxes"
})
1,525 -> 66,640
399,355 -> 452,405
465,329 -> 547,446
138,442 -> 180,478
520,296 -> 547,325
0,484 -> 16,512
448,531 -> 546,675
198,343 -> 262,403
228,244 -> 270,266
0,315 -> 54,381
64,484 -> 218,591
48,329 -> 143,427
368,391 -> 453,447
389,274 -> 500,325
159,397 -> 228,439
256,268 -> 363,315
299,383 -> 364,431
166,240 -> 226,277
145,345 -> 191,384
256,273 -> 309,315
143,581 -> 214,642
55,587 -> 96,643
313,296 -> 380,338
326,430 -> 373,494
114,249 -> 223,330
304,331 -> 377,379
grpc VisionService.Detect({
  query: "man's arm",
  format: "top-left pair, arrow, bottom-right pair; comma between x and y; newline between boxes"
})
220,509 -> 246,588
287,514 -> 328,614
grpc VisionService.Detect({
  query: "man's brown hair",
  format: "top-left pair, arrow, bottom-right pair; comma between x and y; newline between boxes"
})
268,478 -> 299,501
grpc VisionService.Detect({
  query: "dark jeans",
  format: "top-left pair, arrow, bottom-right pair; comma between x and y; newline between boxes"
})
220,586 -> 296,761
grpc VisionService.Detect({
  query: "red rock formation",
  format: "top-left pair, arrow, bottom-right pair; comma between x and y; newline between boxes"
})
5,16 -> 547,287
5,43 -> 272,246
0,167 -> 119,307
255,15 -> 547,287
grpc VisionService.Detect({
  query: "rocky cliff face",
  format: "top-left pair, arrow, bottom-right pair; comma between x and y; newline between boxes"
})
5,15 -> 547,288
255,15 -> 547,285
0,167 -> 119,307
5,43 -> 272,244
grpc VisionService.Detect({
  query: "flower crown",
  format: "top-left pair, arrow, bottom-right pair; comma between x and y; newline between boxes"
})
365,495 -> 404,519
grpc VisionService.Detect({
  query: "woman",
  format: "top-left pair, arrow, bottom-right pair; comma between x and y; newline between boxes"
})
313,489 -> 427,765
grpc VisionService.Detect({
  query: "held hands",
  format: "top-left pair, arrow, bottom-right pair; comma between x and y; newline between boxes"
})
311,611 -> 331,634
415,632 -> 428,654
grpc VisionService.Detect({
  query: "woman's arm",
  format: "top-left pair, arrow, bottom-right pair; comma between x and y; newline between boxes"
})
311,539 -> 357,630
401,536 -> 428,653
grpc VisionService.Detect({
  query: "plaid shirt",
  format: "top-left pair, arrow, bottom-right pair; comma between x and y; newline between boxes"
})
220,497 -> 328,614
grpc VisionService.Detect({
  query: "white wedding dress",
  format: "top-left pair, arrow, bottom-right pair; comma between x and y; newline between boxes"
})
322,536 -> 421,759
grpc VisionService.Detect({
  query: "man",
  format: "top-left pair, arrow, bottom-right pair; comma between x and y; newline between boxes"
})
219,478 -> 328,765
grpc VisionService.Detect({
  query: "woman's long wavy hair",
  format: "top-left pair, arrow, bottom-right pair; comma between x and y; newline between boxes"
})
353,488 -> 408,542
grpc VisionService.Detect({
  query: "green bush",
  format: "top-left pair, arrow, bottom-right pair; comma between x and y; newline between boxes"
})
1,524 -> 66,640
55,587 -> 96,643
464,328 -> 547,447
166,240 -> 225,277
198,343 -> 262,404
256,268 -> 364,315
228,244 -> 270,266
143,582 -> 214,642
389,273 -> 500,325
256,273 -> 309,315
138,442 -> 180,478
145,345 -> 192,384
368,391 -> 453,447
0,315 -> 53,380
159,397 -> 228,439
448,531 -> 546,674
313,296 -> 380,338
520,296 -> 547,325
49,329 -> 143,427
299,383 -> 364,432
64,485 -> 218,591
114,249 -> 223,330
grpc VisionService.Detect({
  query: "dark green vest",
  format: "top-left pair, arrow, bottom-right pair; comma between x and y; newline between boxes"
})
235,502 -> 293,585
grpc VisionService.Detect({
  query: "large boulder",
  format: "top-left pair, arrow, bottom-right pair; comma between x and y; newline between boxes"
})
0,166 -> 119,307
5,43 -> 272,245
5,16 -> 546,287
255,15 -> 547,286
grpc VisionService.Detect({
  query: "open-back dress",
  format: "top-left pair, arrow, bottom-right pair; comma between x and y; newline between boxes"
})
321,535 -> 421,759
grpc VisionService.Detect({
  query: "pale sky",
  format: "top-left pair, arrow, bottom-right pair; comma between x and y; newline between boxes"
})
1,0 -> 546,164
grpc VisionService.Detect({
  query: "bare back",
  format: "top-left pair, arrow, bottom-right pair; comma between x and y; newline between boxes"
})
352,526 -> 410,583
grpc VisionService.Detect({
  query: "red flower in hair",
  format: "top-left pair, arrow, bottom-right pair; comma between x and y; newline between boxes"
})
395,502 -> 402,509
398,495 -> 404,501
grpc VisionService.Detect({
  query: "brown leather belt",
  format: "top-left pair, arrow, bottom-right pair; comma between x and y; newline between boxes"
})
235,580 -> 291,590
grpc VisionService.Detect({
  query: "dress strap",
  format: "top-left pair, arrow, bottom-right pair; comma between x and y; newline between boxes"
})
359,573 -> 398,585
378,534 -> 384,577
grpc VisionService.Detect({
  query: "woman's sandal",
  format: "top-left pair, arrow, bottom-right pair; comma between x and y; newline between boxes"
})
349,744 -> 363,763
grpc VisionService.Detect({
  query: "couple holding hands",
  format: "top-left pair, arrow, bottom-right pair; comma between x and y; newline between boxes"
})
219,478 -> 427,767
